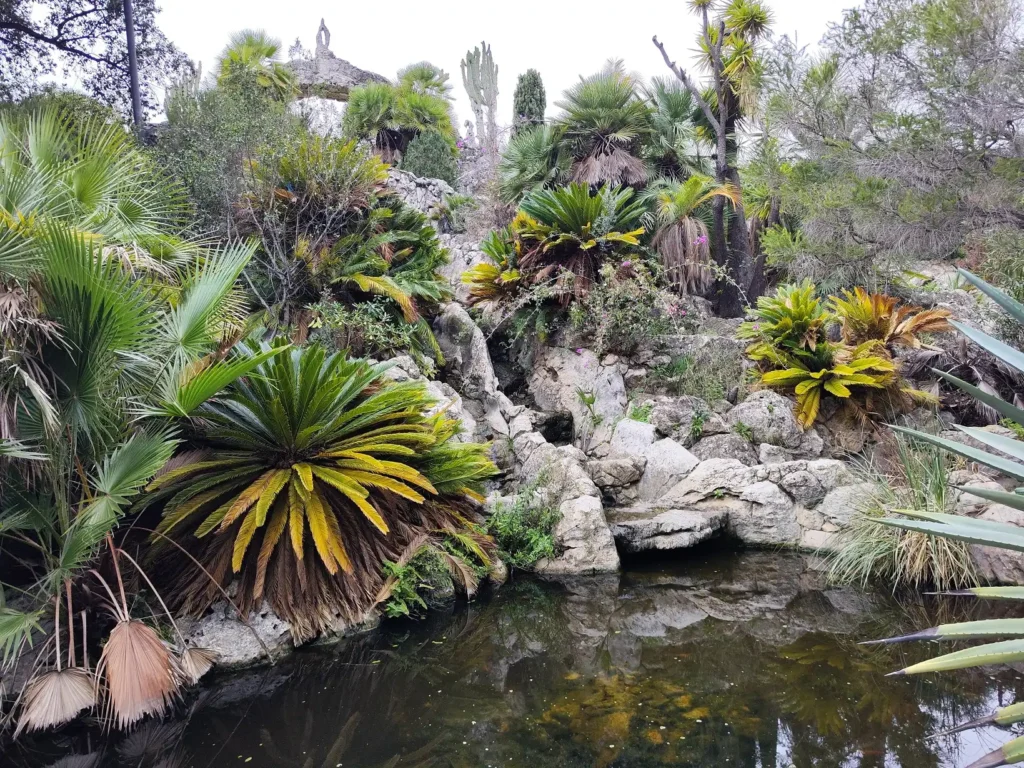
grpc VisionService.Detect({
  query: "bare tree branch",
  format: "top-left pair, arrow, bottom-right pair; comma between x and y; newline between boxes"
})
651,36 -> 721,135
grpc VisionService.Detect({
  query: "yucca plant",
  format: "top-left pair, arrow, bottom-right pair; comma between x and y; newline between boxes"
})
642,175 -> 739,295
514,183 -> 645,302
145,342 -> 497,642
868,270 -> 1024,768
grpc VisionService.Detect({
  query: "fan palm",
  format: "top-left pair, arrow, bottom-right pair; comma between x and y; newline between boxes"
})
216,29 -> 298,101
397,62 -> 453,100
645,78 -> 712,179
555,60 -> 652,187
642,175 -> 739,295
343,82 -> 455,160
145,342 -> 497,641
498,124 -> 570,204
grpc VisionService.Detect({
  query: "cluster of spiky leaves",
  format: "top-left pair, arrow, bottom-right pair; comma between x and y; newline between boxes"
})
462,229 -> 522,309
866,270 -> 1024,768
464,183 -> 644,307
642,175 -> 739,295
145,342 -> 497,641
740,280 -> 946,426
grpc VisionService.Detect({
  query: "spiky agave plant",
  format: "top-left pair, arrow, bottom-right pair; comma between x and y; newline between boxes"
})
146,342 -> 497,641
867,270 -> 1024,768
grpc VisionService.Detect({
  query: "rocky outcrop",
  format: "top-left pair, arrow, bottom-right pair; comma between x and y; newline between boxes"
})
287,21 -> 389,101
608,506 -> 727,553
691,433 -> 759,465
528,346 -> 627,450
387,168 -> 455,217
439,233 -> 486,302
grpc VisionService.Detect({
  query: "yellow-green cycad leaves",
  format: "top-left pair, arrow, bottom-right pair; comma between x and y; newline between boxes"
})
147,342 -> 497,639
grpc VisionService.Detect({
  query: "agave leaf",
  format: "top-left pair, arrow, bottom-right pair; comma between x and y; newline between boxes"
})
949,586 -> 1024,600
964,734 -> 1024,768
888,426 -> 1024,482
878,517 -> 1024,553
891,638 -> 1024,675
951,320 -> 1024,376
954,485 -> 1024,513
868,618 -> 1024,644
933,369 -> 1024,426
932,701 -> 1024,738
954,425 -> 1024,464
958,268 -> 1024,325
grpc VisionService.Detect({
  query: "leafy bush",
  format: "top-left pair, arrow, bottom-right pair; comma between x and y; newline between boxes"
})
309,298 -> 417,360
568,262 -> 689,355
380,536 -> 488,619
145,343 -> 497,641
513,69 -> 546,133
401,130 -> 458,185
828,437 -> 977,591
486,480 -> 560,571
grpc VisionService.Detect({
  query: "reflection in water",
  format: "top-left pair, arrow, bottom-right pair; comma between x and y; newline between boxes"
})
9,551 -> 1024,768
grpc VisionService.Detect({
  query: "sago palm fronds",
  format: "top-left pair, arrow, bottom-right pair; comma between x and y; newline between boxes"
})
145,342 -> 497,641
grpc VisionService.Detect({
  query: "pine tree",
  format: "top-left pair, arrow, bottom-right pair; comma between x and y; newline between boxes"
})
512,69 -> 546,135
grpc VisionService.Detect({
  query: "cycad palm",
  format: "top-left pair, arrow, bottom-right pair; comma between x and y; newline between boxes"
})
216,30 -> 298,100
643,175 -> 739,294
146,342 -> 497,641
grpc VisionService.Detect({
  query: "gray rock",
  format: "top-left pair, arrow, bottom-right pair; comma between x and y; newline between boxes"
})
649,395 -> 727,446
726,390 -> 806,449
731,482 -> 801,545
387,168 -> 455,217
180,602 -> 294,668
438,233 -> 486,302
971,504 -> 1024,584
692,433 -> 759,465
609,418 -> 657,458
816,483 -> 880,527
637,439 -> 700,501
529,346 -> 627,449
587,457 -> 644,488
608,505 -> 727,553
536,495 -> 621,575
288,50 -> 389,101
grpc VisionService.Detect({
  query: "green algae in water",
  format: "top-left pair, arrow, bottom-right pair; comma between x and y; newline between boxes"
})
9,551 -> 1023,767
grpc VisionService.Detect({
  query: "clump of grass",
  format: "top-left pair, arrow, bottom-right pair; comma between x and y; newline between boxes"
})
628,401 -> 654,423
647,344 -> 746,403
486,474 -> 561,571
827,436 -> 978,592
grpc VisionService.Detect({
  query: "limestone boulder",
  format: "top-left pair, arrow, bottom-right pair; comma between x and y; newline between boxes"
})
439,233 -> 486,302
649,395 -> 728,446
528,346 -> 627,449
726,391 -> 806,450
692,433 -> 759,465
288,55 -> 389,101
730,481 -> 801,545
536,494 -> 621,575
607,505 -> 727,553
434,302 -> 498,402
637,439 -> 700,501
609,418 -> 657,458
587,457 -> 645,488
387,168 -> 455,217
815,482 -> 879,527
970,504 -> 1024,584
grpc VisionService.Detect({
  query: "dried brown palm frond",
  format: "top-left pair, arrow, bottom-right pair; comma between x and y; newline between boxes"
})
15,667 -> 96,736
95,619 -> 181,730
43,755 -> 102,768
179,647 -> 217,684
570,147 -> 648,187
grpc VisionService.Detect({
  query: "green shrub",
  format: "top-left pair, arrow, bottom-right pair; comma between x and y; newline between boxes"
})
486,480 -> 561,570
628,402 -> 654,423
568,263 -> 688,356
513,69 -> 546,134
309,298 -> 417,360
401,130 -> 458,185
380,538 -> 488,619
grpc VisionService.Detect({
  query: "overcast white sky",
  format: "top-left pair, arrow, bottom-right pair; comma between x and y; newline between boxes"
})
158,0 -> 855,128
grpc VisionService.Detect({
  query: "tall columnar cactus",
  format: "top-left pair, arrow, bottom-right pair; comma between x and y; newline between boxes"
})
461,41 -> 499,152
512,69 -> 546,135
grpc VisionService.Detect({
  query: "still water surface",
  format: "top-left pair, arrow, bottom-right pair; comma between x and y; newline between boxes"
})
9,551 -> 1024,767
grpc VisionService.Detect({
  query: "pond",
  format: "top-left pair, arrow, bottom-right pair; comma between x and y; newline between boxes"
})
8,550 -> 1024,768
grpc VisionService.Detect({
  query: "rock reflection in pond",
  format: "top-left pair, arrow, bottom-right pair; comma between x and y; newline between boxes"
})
9,552 -> 1023,768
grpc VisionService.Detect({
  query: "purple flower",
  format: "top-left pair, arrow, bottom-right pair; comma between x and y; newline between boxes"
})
694,235 -> 708,246
575,348 -> 584,355
621,260 -> 633,268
